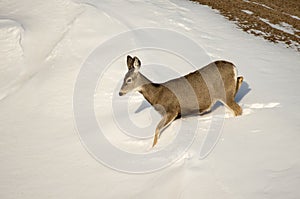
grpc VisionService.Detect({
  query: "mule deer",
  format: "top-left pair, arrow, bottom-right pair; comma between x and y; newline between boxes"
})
119,55 -> 243,147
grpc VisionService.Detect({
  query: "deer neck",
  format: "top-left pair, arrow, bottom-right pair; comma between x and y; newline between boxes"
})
138,73 -> 161,106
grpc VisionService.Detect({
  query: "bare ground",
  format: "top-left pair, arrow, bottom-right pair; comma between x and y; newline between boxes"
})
190,0 -> 300,51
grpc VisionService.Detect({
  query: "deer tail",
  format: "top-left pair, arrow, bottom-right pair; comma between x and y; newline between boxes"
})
235,76 -> 243,97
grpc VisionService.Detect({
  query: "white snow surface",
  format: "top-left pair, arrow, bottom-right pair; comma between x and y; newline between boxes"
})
1,0 -> 300,199
243,0 -> 273,10
242,9 -> 253,15
259,17 -> 299,37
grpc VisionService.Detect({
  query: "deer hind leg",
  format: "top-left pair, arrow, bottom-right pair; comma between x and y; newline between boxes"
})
224,100 -> 242,116
152,112 -> 177,147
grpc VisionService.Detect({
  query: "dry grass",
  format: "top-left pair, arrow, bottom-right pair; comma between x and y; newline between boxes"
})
191,0 -> 300,51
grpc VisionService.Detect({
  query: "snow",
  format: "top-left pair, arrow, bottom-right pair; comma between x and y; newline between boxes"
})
290,15 -> 300,21
243,0 -> 273,10
259,17 -> 299,37
1,0 -> 300,198
242,10 -> 253,15
248,29 -> 271,37
0,19 -> 24,100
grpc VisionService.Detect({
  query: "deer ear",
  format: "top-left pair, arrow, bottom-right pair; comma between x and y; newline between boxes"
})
127,55 -> 134,70
133,57 -> 141,70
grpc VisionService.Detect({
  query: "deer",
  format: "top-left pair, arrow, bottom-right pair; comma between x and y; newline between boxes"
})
119,55 -> 243,147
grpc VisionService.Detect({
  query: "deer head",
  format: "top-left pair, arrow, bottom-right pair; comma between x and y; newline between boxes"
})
119,55 -> 143,96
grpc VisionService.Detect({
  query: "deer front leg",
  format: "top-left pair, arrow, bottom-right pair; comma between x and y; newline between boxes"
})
152,112 -> 177,147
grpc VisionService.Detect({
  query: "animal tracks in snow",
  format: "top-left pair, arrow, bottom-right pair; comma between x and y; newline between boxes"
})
196,102 -> 281,121
242,102 -> 280,115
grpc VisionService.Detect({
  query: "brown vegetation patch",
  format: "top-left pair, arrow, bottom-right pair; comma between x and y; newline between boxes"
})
191,0 -> 300,51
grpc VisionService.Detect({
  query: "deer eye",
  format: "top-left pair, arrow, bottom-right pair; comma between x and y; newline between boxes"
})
126,78 -> 132,83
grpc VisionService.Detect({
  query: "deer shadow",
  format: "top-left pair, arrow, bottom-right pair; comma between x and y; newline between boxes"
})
135,81 -> 251,114
235,81 -> 251,103
135,100 -> 151,113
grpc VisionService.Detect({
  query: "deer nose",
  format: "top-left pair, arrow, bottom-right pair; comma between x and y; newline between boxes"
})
119,91 -> 124,96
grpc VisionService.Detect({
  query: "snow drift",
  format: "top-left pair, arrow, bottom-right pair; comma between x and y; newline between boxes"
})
0,0 -> 300,198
